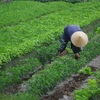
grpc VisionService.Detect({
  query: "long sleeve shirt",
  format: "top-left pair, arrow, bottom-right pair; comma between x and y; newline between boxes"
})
62,25 -> 82,42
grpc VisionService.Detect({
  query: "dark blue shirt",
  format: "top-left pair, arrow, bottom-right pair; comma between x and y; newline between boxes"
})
62,25 -> 82,42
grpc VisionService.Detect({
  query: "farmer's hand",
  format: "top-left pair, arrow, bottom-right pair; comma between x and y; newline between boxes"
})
58,49 -> 67,56
74,53 -> 80,60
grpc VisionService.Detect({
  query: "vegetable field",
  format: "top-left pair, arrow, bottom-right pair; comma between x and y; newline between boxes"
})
0,1 -> 100,100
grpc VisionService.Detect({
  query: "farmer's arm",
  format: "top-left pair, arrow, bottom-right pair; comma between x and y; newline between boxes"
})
58,39 -> 68,53
59,28 -> 69,53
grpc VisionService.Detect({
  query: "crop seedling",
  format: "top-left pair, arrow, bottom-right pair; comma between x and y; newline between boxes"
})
74,79 -> 100,100
78,66 -> 93,75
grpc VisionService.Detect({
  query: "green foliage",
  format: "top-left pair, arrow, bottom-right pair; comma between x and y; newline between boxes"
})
88,71 -> 100,100
35,42 -> 59,64
90,91 -> 100,100
14,0 -> 83,3
0,58 -> 41,91
88,79 -> 98,91
74,89 -> 90,100
21,34 -> 100,96
23,56 -> 80,95
74,79 -> 100,100
96,27 -> 100,34
78,66 -> 93,75
74,70 -> 100,100
88,0 -> 100,2
0,2 -> 100,67
13,0 -> 99,3
0,93 -> 39,100
0,1 -> 100,99
93,71 -> 100,84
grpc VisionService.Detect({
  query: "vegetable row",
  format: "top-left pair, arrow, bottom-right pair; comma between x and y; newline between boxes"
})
0,2 -> 100,67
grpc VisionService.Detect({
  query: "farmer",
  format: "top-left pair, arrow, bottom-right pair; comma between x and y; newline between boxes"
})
58,25 -> 88,59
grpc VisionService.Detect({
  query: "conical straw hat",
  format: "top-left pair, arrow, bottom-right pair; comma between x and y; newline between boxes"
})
71,31 -> 88,47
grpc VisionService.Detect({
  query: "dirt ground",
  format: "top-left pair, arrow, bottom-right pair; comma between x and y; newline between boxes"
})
41,55 -> 100,100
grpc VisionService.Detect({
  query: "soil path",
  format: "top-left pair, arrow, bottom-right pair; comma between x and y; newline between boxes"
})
41,55 -> 100,100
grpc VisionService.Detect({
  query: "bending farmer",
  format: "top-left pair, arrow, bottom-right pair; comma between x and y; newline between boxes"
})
58,25 -> 88,59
